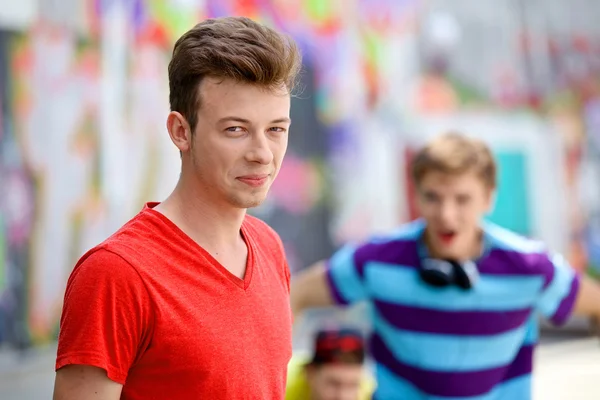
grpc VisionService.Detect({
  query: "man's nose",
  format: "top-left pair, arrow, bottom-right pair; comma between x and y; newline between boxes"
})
438,200 -> 457,224
245,132 -> 273,165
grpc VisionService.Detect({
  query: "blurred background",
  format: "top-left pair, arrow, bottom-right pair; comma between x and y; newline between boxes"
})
1,0 -> 600,398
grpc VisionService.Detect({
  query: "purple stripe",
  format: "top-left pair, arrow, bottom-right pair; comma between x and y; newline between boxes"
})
550,274 -> 580,326
537,255 -> 556,289
354,242 -> 555,283
325,262 -> 349,305
354,240 -> 420,279
374,300 -> 532,335
371,334 -> 533,397
503,345 -> 534,381
479,249 -> 547,274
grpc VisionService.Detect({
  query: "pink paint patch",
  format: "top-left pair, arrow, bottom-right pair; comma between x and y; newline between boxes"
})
268,155 -> 322,215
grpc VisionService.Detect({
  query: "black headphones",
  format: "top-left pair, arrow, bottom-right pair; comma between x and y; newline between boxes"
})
419,258 -> 479,290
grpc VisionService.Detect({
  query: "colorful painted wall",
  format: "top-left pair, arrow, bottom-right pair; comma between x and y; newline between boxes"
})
1,0 -> 599,348
0,0 -> 423,347
414,0 -> 600,275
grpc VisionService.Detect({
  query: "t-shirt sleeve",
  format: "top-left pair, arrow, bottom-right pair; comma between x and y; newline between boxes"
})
325,243 -> 370,305
56,248 -> 153,384
535,251 -> 581,326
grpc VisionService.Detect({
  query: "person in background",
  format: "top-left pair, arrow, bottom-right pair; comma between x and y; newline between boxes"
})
53,16 -> 302,400
291,132 -> 600,399
286,328 -> 375,400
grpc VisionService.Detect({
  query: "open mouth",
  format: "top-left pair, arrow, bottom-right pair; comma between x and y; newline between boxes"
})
438,230 -> 457,244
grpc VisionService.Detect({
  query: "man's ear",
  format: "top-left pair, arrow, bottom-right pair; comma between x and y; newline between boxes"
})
166,111 -> 192,153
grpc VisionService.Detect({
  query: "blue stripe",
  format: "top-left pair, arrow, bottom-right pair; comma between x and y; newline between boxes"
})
366,262 -> 545,311
522,314 -> 539,345
374,364 -> 532,400
372,308 -> 528,371
328,244 -> 367,304
550,275 -> 579,325
536,252 -> 576,318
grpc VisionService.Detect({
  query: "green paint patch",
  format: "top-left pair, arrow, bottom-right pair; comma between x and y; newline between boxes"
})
485,150 -> 531,236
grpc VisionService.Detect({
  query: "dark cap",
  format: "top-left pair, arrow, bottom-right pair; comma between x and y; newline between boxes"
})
308,328 -> 365,366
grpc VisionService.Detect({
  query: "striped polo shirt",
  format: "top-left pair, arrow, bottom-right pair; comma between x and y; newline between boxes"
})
325,219 -> 580,399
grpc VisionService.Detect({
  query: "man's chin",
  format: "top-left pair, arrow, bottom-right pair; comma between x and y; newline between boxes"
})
230,194 -> 268,209
244,199 -> 266,209
429,242 -> 462,260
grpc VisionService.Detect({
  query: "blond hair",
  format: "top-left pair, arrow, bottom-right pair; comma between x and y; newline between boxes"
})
411,132 -> 497,188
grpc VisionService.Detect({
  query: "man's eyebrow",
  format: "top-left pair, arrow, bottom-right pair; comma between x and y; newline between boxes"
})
217,116 -> 292,124
270,117 -> 292,124
217,116 -> 251,124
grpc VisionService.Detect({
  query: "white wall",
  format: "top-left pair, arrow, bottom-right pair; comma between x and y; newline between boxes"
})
0,0 -> 37,30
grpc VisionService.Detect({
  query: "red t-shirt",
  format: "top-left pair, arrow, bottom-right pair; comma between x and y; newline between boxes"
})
56,203 -> 292,399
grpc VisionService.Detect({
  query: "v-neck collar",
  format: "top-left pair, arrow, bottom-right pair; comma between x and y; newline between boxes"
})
144,202 -> 255,290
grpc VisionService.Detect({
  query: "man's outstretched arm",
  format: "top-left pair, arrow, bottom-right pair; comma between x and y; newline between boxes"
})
574,275 -> 600,321
290,260 -> 336,320
537,251 -> 600,327
291,242 -> 371,321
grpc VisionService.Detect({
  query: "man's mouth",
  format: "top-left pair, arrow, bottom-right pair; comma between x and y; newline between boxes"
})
438,230 -> 457,244
237,174 -> 269,187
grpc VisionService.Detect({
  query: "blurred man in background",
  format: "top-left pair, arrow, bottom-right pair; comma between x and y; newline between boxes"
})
53,16 -> 301,400
291,132 -> 600,399
286,328 -> 374,400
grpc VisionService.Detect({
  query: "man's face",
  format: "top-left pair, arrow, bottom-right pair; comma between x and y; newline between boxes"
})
306,364 -> 363,400
180,77 -> 291,209
416,170 -> 493,259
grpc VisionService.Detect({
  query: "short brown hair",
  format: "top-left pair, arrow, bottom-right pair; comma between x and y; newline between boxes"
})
168,16 -> 302,133
411,132 -> 497,188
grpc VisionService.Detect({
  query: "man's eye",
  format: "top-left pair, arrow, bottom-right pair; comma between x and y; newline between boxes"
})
457,195 -> 471,205
269,127 -> 286,133
226,126 -> 244,132
424,193 -> 438,202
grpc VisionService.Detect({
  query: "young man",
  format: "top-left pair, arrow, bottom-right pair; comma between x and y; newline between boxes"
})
286,329 -> 375,400
53,17 -> 302,399
291,132 -> 600,399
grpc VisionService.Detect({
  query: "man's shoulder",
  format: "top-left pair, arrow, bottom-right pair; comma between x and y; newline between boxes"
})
73,208 -> 161,275
106,207 -> 158,244
345,220 -> 424,266
482,222 -> 554,276
483,222 -> 546,254
244,214 -> 283,247
67,246 -> 144,296
244,213 -> 276,233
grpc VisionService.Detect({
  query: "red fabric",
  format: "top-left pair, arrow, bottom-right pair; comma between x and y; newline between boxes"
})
56,203 -> 292,399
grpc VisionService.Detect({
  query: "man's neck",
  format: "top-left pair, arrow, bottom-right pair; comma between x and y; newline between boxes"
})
155,178 -> 247,250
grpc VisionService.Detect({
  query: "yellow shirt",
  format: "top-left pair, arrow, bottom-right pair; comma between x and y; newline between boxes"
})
285,354 -> 375,400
